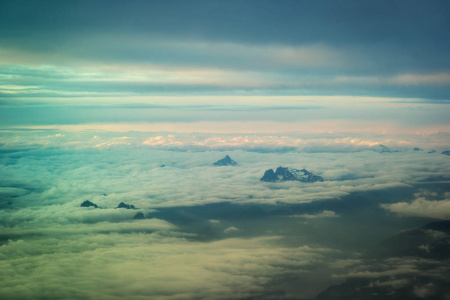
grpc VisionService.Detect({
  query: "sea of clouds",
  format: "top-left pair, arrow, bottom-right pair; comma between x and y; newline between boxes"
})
1,129 -> 449,299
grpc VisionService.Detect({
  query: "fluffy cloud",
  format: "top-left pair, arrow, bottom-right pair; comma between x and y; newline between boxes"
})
382,192 -> 450,220
1,133 -> 449,210
0,230 -> 344,299
1,129 -> 449,299
3,129 -> 449,152
142,135 -> 390,151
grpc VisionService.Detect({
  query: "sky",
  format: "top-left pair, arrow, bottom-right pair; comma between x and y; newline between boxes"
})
1,1 -> 450,300
1,0 -> 450,133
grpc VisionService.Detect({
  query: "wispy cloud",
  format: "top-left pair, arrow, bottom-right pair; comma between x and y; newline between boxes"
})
290,210 -> 339,219
335,72 -> 450,87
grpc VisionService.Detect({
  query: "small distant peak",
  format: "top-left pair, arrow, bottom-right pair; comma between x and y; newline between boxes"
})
116,202 -> 136,209
213,155 -> 238,166
80,200 -> 98,208
371,144 -> 392,153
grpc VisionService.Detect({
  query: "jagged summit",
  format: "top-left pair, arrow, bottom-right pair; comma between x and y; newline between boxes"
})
116,202 -> 136,209
260,167 -> 324,183
213,155 -> 238,166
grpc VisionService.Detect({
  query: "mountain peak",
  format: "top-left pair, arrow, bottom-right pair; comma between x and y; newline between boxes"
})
213,155 -> 238,166
116,202 -> 136,209
260,167 -> 323,183
80,200 -> 99,208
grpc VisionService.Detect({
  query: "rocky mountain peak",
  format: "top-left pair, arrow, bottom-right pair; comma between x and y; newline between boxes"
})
116,202 -> 136,209
260,166 -> 323,183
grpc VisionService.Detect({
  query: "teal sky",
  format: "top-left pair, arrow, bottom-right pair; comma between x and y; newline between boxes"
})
0,0 -> 450,134
1,1 -> 450,108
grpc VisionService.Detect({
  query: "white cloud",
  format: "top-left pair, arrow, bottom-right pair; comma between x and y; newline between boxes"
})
1,130 -> 449,299
1,137 -> 449,210
382,195 -> 450,220
5,127 -> 449,153
0,231 -> 342,299
142,135 -> 393,150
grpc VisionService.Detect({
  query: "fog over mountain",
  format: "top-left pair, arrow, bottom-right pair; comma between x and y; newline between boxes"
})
1,1 -> 450,299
